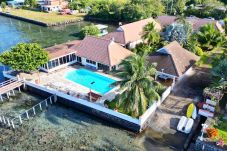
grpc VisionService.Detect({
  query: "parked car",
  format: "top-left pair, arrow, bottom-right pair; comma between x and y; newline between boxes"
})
59,9 -> 70,15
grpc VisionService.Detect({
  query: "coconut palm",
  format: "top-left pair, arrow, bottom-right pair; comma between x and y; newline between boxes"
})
197,24 -> 225,51
142,22 -> 160,47
113,54 -> 161,117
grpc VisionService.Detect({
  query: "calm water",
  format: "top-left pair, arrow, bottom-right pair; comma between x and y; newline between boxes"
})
65,69 -> 116,94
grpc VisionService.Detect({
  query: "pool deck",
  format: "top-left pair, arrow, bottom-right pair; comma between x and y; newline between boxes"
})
24,65 -> 120,106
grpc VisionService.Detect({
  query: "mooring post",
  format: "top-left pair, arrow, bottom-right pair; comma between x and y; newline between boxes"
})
7,118 -> 11,127
3,116 -> 6,124
11,120 -> 15,129
33,107 -> 36,115
12,90 -> 15,96
19,115 -> 22,124
54,94 -> 57,103
26,111 -> 29,119
45,100 -> 48,107
0,95 -> 3,102
18,86 -> 21,92
6,93 -> 9,99
50,97 -> 52,104
0,116 -> 2,122
39,103 -> 42,111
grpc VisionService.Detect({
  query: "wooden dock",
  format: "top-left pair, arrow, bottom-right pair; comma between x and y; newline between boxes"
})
0,78 -> 23,101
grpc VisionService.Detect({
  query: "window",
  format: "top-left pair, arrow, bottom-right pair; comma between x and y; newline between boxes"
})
86,59 -> 96,65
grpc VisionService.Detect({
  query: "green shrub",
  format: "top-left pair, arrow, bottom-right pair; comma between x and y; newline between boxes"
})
195,46 -> 204,56
80,24 -> 100,38
1,2 -> 6,9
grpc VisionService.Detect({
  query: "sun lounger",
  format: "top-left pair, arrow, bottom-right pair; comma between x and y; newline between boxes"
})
203,104 -> 215,112
177,116 -> 188,132
184,118 -> 194,134
206,99 -> 217,106
198,109 -> 214,118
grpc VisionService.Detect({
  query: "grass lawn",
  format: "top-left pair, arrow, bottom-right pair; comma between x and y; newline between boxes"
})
6,8 -> 85,24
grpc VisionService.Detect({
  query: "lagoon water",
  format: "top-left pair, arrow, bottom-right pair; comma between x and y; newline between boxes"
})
0,16 -> 174,151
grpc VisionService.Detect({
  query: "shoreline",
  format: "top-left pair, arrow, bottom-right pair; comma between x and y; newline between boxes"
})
0,12 -> 84,27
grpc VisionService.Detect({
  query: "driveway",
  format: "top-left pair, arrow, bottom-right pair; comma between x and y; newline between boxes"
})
142,67 -> 212,151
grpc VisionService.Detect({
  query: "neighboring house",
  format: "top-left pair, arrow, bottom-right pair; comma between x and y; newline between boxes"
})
40,0 -> 68,12
7,0 -> 24,7
40,36 -> 133,72
104,18 -> 162,49
156,15 -> 224,33
148,41 -> 199,83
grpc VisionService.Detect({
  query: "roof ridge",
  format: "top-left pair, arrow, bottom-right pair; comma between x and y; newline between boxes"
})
86,35 -> 112,43
121,18 -> 154,28
169,54 -> 180,77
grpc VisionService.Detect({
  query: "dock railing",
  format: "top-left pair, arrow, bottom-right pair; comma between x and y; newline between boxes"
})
0,94 -> 57,129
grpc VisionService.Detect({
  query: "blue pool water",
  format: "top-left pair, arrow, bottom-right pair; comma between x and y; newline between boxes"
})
65,69 -> 116,94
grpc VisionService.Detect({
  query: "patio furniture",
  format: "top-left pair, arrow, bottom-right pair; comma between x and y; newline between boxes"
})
198,109 -> 214,118
177,116 -> 188,132
87,92 -> 102,102
184,118 -> 194,134
177,116 -> 194,134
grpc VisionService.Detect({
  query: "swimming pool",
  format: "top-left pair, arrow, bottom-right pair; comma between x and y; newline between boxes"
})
65,69 -> 116,94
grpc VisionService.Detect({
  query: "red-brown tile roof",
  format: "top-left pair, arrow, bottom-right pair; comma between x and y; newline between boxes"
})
103,31 -> 125,45
75,36 -> 134,66
118,18 -> 162,44
104,18 -> 161,45
156,15 -> 224,32
149,41 -> 199,77
156,15 -> 178,27
186,17 -> 224,32
45,40 -> 81,60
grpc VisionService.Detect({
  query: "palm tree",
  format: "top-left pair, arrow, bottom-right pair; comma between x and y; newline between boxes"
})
142,22 -> 160,47
113,54 -> 161,117
197,24 -> 225,51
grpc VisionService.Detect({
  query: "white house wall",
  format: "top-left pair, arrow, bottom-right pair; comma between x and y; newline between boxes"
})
81,57 -> 98,69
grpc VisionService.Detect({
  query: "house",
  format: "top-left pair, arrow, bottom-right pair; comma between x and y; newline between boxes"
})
156,15 -> 224,33
75,36 -> 134,71
40,40 -> 81,72
40,36 -> 133,72
148,41 -> 199,82
104,18 -> 162,49
40,0 -> 68,12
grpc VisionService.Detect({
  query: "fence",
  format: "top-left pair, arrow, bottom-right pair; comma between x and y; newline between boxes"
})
0,95 -> 57,129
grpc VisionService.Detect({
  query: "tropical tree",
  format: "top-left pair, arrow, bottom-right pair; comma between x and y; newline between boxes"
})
1,2 -> 6,10
131,43 -> 151,56
197,24 -> 225,51
211,59 -> 227,91
142,22 -> 161,47
0,43 -> 48,72
80,24 -> 100,38
224,18 -> 227,34
164,22 -> 192,46
113,54 -> 161,117
24,0 -> 37,8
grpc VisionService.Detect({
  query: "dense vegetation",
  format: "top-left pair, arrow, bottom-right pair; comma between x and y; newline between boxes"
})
0,43 -> 48,72
68,0 -> 227,22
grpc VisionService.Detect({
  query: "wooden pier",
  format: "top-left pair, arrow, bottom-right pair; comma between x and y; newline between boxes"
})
0,78 -> 24,101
